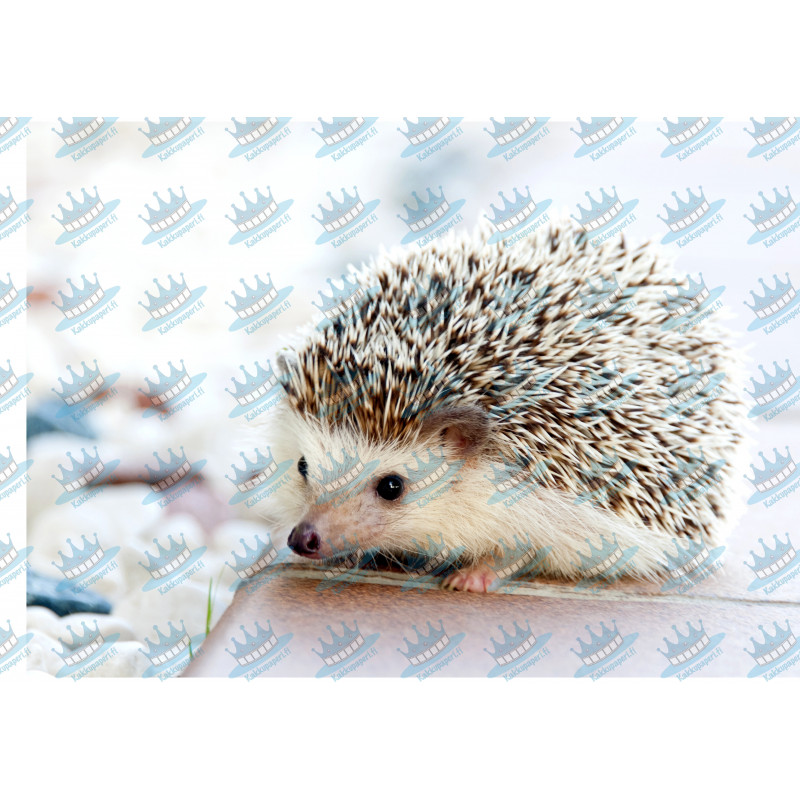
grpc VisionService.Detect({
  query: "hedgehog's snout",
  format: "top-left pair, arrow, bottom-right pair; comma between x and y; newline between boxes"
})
288,521 -> 322,557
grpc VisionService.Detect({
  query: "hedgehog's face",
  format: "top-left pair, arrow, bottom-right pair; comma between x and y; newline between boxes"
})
268,405 -> 493,562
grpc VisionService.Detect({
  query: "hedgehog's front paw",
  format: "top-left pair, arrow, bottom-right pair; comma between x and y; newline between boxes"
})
442,563 -> 498,593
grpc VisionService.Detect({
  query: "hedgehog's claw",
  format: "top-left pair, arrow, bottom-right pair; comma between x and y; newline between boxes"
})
442,563 -> 499,593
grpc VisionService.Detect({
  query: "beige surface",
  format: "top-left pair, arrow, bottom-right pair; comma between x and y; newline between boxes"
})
182,562 -> 796,679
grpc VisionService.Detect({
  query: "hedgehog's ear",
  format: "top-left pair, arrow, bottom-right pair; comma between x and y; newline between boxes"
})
418,405 -> 491,459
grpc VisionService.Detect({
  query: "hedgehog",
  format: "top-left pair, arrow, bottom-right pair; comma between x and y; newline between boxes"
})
265,219 -> 747,592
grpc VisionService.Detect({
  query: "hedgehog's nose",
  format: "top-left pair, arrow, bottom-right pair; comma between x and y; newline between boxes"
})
288,522 -> 322,556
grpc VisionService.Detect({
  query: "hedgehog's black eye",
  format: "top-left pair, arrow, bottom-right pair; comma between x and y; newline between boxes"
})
376,474 -> 404,501
298,457 -> 308,479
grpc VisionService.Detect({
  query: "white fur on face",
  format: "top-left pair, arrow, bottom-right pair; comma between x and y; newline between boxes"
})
261,403 -> 700,582
265,404 -> 471,558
